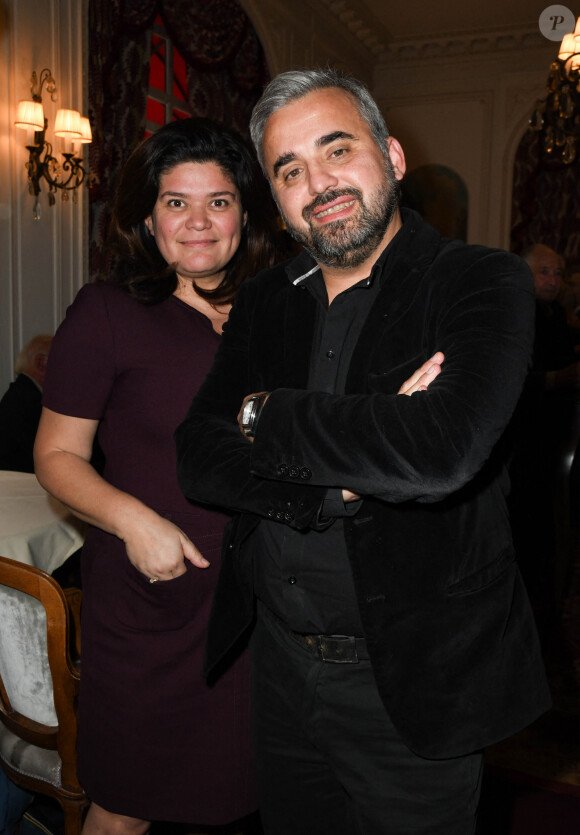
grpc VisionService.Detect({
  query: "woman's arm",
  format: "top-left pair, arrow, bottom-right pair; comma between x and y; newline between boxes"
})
34,407 -> 209,579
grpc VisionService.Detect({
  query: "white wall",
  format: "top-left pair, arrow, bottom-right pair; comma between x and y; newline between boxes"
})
371,34 -> 555,249
1,0 -> 88,394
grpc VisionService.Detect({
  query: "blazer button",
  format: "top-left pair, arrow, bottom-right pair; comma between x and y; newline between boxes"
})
275,510 -> 285,521
300,467 -> 312,480
287,576 -> 297,584
278,464 -> 289,476
267,507 -> 275,518
289,465 -> 300,478
284,511 -> 295,522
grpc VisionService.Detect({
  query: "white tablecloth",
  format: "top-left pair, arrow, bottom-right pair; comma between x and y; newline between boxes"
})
0,471 -> 86,574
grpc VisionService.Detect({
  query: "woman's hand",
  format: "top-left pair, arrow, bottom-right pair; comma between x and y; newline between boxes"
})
122,511 -> 209,581
34,408 -> 210,580
397,352 -> 444,395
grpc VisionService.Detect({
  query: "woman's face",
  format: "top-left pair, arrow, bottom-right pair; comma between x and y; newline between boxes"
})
145,160 -> 246,288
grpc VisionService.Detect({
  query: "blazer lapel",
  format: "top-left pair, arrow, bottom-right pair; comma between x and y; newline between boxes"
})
346,215 -> 442,390
281,282 -> 318,389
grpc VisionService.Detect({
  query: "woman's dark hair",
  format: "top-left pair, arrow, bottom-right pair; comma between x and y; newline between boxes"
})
105,117 -> 277,305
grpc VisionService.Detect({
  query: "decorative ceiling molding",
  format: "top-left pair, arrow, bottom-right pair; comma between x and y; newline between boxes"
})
316,0 -> 390,57
316,3 -> 554,65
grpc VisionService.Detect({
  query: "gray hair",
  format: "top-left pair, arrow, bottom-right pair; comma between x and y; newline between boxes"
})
14,334 -> 52,375
249,68 -> 389,175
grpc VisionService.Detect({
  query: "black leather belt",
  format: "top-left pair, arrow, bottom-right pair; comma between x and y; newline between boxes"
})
288,630 -> 369,663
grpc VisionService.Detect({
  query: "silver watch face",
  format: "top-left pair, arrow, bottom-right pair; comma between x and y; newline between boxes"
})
242,398 -> 256,427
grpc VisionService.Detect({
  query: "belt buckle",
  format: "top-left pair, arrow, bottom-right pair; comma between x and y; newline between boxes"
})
318,635 -> 359,664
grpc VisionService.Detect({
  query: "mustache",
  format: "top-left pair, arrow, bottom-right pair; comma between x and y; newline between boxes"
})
302,188 -> 362,222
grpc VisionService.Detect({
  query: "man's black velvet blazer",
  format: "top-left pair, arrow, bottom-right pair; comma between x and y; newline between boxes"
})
176,210 -> 551,759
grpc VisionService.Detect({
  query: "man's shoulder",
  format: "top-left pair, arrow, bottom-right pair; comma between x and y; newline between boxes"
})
428,239 -> 532,289
395,211 -> 531,291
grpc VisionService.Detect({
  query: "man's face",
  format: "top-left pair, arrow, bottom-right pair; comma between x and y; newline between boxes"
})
529,246 -> 563,303
261,88 -> 406,269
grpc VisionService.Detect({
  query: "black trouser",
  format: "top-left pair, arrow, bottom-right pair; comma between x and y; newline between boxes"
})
250,604 -> 483,835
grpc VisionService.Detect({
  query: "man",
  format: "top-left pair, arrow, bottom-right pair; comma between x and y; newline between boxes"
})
559,265 -> 580,340
176,69 -> 550,835
523,243 -> 580,388
511,245 -> 580,613
526,242 -> 563,304
0,334 -> 52,472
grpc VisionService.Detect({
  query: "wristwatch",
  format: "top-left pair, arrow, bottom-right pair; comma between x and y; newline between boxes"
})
241,392 -> 270,438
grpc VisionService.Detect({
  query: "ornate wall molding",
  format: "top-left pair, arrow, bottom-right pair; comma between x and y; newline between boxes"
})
504,82 -> 549,128
381,27 -> 553,65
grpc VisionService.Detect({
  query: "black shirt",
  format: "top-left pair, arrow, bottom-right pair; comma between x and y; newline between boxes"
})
251,230 -> 402,635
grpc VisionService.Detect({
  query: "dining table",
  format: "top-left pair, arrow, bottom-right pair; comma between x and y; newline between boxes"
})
0,470 -> 85,574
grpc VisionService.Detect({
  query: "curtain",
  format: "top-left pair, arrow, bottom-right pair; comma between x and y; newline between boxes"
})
510,128 -> 580,267
88,0 -> 269,281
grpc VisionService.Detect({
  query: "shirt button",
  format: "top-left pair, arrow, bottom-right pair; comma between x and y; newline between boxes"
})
326,350 -> 335,359
288,576 -> 297,584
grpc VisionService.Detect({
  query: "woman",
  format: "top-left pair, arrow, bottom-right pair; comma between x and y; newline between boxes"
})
34,118 -> 276,834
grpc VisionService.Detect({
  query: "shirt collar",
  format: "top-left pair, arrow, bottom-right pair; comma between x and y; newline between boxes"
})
285,209 -> 410,289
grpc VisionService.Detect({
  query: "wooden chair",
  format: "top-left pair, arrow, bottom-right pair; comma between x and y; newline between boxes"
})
0,555 -> 88,834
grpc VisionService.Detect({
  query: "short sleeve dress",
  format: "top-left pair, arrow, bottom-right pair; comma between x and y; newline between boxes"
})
43,283 -> 255,825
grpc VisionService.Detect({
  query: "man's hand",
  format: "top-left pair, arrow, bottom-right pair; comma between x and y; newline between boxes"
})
398,352 -> 444,395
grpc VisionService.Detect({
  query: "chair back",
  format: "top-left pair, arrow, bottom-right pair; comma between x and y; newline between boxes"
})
0,555 -> 82,797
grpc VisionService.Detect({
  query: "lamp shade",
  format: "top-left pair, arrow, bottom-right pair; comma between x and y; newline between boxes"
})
54,109 -> 82,137
77,116 -> 92,143
559,33 -> 576,60
14,100 -> 45,130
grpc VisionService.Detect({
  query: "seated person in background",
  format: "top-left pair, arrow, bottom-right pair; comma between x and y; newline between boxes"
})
0,335 -> 52,472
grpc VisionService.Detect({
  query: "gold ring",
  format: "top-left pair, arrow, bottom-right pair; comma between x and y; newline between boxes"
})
149,576 -> 160,584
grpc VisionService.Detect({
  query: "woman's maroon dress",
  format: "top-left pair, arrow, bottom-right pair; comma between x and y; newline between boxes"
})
43,283 -> 255,824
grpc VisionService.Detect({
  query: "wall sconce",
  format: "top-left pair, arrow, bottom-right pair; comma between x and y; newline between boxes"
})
14,68 -> 92,219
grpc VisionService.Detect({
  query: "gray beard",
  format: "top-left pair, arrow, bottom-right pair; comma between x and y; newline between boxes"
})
280,162 -> 400,269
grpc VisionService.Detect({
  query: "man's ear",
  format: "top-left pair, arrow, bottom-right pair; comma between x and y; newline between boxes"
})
34,352 -> 48,374
386,137 -> 406,181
